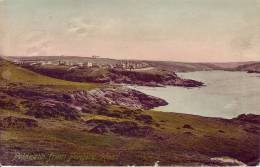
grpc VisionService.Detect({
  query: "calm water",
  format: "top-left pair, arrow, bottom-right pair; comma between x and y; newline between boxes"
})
129,71 -> 260,118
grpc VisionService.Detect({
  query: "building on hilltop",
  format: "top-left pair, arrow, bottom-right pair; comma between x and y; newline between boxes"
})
83,62 -> 93,67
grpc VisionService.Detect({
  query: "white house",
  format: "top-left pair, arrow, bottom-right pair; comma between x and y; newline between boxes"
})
83,62 -> 92,67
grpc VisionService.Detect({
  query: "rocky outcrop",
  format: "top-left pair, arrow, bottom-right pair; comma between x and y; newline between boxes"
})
172,78 -> 204,87
74,87 -> 168,110
116,69 -> 204,87
25,100 -> 81,120
182,124 -> 194,129
86,119 -> 154,137
57,87 -> 168,110
232,114 -> 260,135
0,116 -> 38,129
2,84 -> 168,120
109,69 -> 204,87
247,70 -> 260,73
232,114 -> 260,124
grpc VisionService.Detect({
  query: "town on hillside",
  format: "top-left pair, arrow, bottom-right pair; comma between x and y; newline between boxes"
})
9,56 -> 151,71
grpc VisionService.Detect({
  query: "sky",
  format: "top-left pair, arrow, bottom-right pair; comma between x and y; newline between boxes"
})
0,0 -> 259,62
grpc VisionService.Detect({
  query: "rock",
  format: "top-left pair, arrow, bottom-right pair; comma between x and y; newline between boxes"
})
0,116 -> 38,129
2,83 -> 168,121
26,100 -> 80,120
182,124 -> 194,129
0,98 -> 19,111
247,70 -> 260,73
218,130 -> 225,133
79,87 -> 168,110
174,78 -> 204,87
183,132 -> 193,135
232,114 -> 260,124
89,125 -> 108,134
210,157 -> 247,166
86,119 -> 154,137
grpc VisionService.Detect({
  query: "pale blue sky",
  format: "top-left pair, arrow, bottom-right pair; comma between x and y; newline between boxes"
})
0,0 -> 259,62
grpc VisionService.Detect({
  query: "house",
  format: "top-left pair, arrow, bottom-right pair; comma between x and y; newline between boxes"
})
92,63 -> 100,68
58,61 -> 66,65
77,62 -> 84,67
46,61 -> 52,65
101,64 -> 114,69
13,60 -> 23,65
84,62 -> 93,67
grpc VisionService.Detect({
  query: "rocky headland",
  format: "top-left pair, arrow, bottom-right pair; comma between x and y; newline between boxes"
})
22,65 -> 204,87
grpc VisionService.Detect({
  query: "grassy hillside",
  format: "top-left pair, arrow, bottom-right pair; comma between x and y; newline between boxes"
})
1,107 -> 259,165
0,60 -> 100,91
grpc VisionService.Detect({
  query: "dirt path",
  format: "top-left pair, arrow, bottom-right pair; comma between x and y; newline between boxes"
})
131,67 -> 155,71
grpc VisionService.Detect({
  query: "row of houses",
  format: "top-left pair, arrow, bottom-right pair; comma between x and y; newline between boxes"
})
13,60 -> 93,67
12,59 -> 150,70
116,61 -> 149,70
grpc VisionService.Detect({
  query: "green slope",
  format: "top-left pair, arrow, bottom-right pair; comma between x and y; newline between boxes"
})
0,60 -> 99,91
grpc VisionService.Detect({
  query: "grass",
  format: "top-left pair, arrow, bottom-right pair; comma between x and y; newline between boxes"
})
143,110 -> 259,162
1,108 -> 259,165
0,114 -> 157,165
0,61 -> 100,91
145,110 -> 247,136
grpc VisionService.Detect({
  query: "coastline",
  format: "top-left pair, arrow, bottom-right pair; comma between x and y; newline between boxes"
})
1,59 -> 259,166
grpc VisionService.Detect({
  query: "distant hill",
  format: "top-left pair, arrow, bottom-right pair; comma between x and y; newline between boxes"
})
211,62 -> 259,70
235,62 -> 260,73
144,61 -> 223,72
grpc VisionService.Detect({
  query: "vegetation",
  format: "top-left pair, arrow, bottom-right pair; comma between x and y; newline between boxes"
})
1,106 -> 259,165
